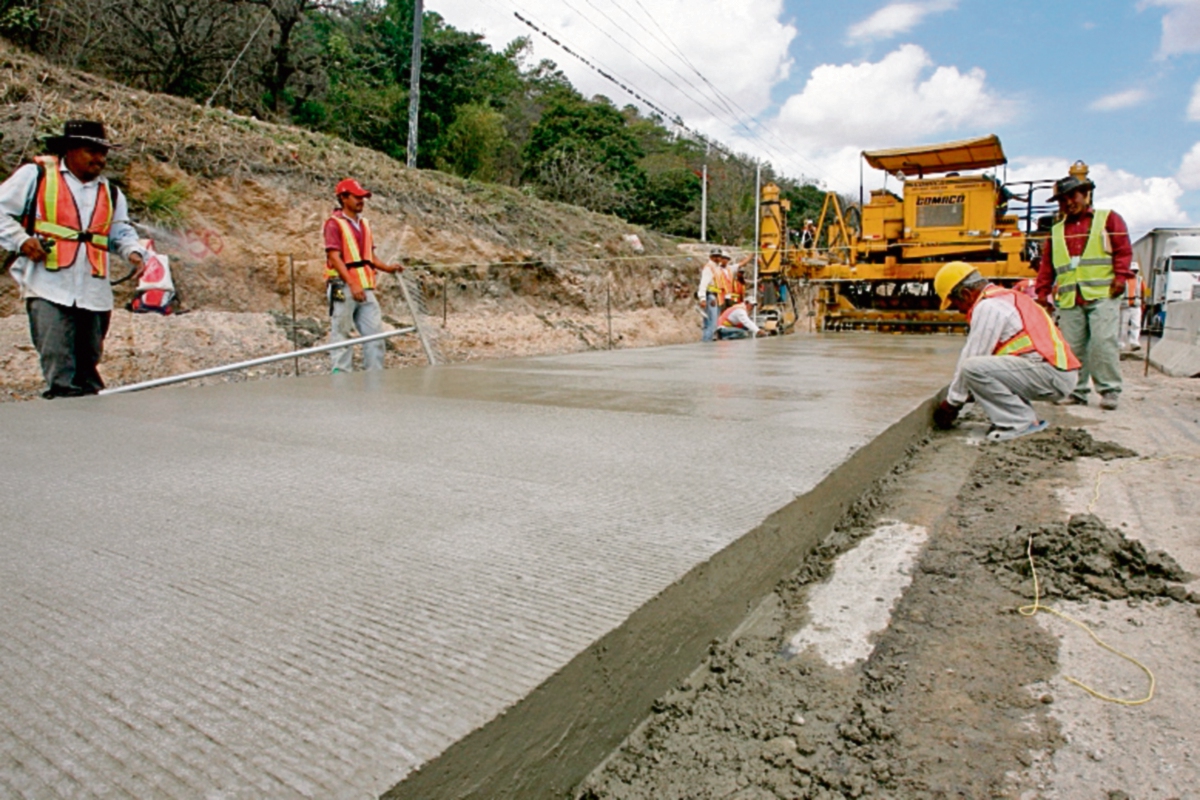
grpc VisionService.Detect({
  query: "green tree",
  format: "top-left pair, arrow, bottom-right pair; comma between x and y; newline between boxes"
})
435,103 -> 506,181
523,95 -> 645,214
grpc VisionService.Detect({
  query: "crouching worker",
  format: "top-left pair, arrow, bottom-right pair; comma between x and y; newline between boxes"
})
324,178 -> 403,373
715,295 -> 764,339
932,262 -> 1080,442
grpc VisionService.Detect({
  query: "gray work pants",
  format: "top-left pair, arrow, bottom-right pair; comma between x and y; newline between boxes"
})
1056,297 -> 1121,399
328,288 -> 385,372
26,298 -> 111,396
961,355 -> 1078,430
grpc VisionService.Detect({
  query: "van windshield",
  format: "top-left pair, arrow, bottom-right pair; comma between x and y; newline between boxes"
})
1170,256 -> 1200,273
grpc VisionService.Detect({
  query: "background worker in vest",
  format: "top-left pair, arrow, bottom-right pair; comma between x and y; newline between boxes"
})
933,262 -> 1080,442
0,120 -> 147,398
1118,262 -> 1142,352
323,178 -> 403,373
1034,173 -> 1133,410
714,294 -> 763,339
696,249 -> 732,342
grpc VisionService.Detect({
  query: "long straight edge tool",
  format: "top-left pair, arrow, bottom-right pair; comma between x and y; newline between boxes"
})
394,265 -> 437,366
98,327 -> 416,395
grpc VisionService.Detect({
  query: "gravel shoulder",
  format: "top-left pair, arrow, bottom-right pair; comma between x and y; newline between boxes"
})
578,359 -> 1200,800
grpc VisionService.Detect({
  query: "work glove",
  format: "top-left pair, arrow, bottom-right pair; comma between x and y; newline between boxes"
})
933,399 -> 961,430
1109,277 -> 1127,299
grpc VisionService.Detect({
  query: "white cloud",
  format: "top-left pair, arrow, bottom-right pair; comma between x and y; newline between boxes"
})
845,0 -> 957,44
1089,88 -> 1149,111
1141,0 -> 1200,57
1179,142 -> 1200,189
1189,78 -> 1200,121
967,156 -> 1192,238
427,0 -> 795,137
767,44 -> 1014,188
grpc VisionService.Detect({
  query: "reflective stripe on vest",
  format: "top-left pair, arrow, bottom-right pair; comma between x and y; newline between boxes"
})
325,214 -> 376,291
708,264 -> 735,301
717,303 -> 747,328
31,155 -> 113,278
981,286 -> 1081,371
1050,209 -> 1113,308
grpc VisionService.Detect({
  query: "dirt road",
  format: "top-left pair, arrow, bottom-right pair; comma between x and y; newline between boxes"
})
579,360 -> 1200,800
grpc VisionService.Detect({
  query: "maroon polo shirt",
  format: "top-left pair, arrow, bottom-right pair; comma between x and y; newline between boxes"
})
1035,208 -> 1133,305
324,209 -> 368,263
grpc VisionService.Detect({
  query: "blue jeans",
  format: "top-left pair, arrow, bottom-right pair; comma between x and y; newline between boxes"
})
702,293 -> 719,341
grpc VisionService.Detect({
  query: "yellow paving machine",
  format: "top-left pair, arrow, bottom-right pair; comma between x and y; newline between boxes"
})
754,135 -> 1057,333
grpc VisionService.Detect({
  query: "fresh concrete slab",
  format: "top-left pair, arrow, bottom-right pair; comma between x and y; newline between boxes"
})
0,334 -> 961,799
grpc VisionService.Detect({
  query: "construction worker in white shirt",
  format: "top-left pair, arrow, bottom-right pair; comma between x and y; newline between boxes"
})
0,120 -> 147,398
1118,263 -> 1142,352
932,262 -> 1080,442
715,295 -> 763,339
696,249 -> 751,341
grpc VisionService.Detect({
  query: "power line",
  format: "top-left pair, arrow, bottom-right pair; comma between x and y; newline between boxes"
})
507,0 -> 852,193
506,2 -> 789,168
611,0 -> 852,192
546,0 -> 798,168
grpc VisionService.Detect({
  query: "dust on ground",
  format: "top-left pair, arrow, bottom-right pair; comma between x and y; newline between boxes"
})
578,360 -> 1200,800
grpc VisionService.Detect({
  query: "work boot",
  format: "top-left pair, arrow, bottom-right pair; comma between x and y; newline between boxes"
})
986,420 -> 1049,443
1056,394 -> 1088,406
1100,393 -> 1119,411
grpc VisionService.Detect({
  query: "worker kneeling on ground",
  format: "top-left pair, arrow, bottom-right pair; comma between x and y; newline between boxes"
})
933,262 -> 1080,442
714,295 -> 764,339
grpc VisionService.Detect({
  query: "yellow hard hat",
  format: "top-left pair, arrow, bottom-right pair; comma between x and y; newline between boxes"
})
934,261 -> 978,309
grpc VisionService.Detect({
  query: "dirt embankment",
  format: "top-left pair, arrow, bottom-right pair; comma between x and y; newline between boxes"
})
579,414 -> 1199,800
0,39 -> 709,398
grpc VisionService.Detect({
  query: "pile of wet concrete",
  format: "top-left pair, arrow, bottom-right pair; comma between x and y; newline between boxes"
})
986,513 -> 1198,603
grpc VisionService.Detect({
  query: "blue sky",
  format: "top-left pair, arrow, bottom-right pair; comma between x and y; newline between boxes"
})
431,0 -> 1200,237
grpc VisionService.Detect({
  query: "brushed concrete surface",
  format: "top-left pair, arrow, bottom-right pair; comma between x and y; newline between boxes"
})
0,334 -> 961,798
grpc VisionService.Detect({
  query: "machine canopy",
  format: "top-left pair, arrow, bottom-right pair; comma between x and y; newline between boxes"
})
863,135 -> 1007,177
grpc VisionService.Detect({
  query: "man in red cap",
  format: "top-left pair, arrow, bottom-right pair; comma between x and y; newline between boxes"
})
323,178 -> 403,372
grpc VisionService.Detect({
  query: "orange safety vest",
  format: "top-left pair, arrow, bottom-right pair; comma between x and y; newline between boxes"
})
708,263 -> 736,303
29,155 -> 114,278
325,213 -> 376,292
717,302 -> 749,328
970,286 -> 1081,371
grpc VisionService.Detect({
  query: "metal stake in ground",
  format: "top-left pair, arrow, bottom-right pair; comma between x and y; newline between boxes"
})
607,278 -> 613,349
289,254 -> 299,377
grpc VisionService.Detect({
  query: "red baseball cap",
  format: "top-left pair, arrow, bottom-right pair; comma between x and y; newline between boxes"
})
335,178 -> 372,198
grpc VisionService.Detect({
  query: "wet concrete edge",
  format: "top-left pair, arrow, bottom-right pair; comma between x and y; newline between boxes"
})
382,395 -> 941,800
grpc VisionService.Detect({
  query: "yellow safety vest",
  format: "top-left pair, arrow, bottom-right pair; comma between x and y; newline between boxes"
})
1051,209 -> 1114,309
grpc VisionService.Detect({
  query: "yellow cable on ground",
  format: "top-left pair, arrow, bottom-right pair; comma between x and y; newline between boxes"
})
1087,454 -> 1199,514
1018,535 -> 1156,705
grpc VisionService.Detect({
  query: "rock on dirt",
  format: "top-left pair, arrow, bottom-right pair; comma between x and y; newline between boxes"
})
576,421 -> 1198,800
986,513 -> 1195,602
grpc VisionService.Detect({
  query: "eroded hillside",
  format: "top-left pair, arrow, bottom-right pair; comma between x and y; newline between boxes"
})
0,40 -> 706,398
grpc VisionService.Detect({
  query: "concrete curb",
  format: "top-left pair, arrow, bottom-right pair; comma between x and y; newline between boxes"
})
385,395 -> 938,799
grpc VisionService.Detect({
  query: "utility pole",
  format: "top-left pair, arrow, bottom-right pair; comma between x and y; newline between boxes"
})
406,0 -> 423,169
752,161 -> 762,328
700,152 -> 708,243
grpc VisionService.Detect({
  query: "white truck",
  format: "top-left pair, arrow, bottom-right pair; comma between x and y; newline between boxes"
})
1133,228 -> 1200,333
